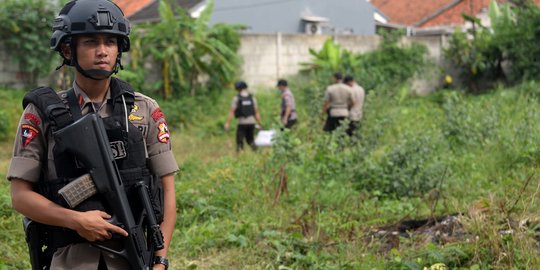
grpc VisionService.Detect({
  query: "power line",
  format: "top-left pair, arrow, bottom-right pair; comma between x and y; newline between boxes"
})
214,0 -> 299,12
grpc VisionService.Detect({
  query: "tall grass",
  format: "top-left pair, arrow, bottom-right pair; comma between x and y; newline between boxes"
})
2,81 -> 540,269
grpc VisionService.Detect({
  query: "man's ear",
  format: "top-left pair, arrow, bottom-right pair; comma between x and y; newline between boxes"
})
60,43 -> 72,59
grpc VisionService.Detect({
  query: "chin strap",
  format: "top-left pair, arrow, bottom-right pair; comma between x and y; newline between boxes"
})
74,53 -> 124,81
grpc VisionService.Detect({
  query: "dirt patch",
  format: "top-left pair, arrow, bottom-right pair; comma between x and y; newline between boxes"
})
364,214 -> 468,252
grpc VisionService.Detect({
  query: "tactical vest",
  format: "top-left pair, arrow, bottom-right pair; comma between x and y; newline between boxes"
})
234,94 -> 255,118
22,78 -> 164,252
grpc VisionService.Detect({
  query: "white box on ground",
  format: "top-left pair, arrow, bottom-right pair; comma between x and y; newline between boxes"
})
255,129 -> 276,147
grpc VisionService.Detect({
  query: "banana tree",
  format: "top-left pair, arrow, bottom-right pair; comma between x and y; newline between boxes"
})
300,38 -> 344,73
300,37 -> 362,76
136,0 -> 241,98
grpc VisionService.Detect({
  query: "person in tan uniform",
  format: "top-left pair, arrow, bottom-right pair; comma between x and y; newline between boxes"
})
7,0 -> 178,269
344,75 -> 365,136
322,72 -> 354,132
277,79 -> 298,129
224,80 -> 263,151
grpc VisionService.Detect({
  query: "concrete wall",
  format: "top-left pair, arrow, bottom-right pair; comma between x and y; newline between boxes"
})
239,33 -> 448,88
408,35 -> 449,65
238,33 -> 331,88
0,33 -> 449,90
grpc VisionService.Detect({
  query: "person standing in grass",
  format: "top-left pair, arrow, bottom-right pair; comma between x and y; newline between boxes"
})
322,72 -> 354,132
224,80 -> 263,151
277,79 -> 298,129
344,75 -> 365,136
7,0 -> 178,269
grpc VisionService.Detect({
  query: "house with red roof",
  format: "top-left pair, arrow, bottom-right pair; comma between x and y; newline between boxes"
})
113,0 -> 153,17
113,0 -> 205,24
114,0 -> 377,35
370,0 -> 540,35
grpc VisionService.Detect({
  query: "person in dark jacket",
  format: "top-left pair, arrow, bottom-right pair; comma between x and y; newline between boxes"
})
224,80 -> 263,151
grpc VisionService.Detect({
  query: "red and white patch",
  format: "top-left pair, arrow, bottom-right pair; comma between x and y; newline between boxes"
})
21,124 -> 39,147
157,122 -> 170,143
151,108 -> 165,122
24,113 -> 41,126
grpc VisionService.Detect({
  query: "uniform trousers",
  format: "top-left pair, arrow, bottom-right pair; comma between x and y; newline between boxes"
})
236,124 -> 256,151
284,119 -> 297,129
323,116 -> 346,132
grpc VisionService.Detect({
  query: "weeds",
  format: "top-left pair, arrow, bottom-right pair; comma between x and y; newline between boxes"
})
3,79 -> 540,269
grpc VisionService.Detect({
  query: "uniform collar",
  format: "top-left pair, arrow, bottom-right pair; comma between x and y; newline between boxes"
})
282,88 -> 291,95
72,81 -> 111,109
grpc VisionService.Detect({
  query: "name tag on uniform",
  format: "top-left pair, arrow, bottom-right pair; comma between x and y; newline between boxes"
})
110,141 -> 127,159
241,100 -> 252,106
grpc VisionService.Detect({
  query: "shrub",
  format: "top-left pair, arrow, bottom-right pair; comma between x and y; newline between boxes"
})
0,110 -> 10,141
0,0 -> 58,86
356,30 -> 429,92
301,30 -> 430,95
444,1 -> 540,91
353,131 -> 447,197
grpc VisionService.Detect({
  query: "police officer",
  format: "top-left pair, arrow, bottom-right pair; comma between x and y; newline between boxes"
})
343,75 -> 365,136
7,0 -> 178,269
322,72 -> 354,132
276,79 -> 297,129
224,80 -> 263,151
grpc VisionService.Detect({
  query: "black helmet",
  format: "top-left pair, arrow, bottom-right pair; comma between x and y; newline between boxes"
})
51,0 -> 130,52
50,0 -> 130,80
235,80 -> 248,90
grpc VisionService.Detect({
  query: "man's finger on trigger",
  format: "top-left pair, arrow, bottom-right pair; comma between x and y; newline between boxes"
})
111,225 -> 128,236
100,211 -> 112,219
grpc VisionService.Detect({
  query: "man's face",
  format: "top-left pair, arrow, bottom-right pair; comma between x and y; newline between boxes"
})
278,85 -> 286,91
65,33 -> 119,72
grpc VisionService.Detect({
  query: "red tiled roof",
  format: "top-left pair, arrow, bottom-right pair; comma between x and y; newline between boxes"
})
372,0 -> 540,28
112,0 -> 154,17
421,0 -> 492,28
372,0 -> 453,26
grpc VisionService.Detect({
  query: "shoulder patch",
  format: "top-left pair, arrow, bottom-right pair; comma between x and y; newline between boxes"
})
151,108 -> 165,122
24,113 -> 41,126
21,124 -> 39,147
157,122 -> 170,143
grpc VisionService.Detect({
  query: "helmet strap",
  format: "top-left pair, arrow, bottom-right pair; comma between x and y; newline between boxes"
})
70,44 -> 123,81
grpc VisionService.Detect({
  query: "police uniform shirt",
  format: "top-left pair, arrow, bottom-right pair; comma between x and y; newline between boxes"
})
7,81 -> 179,269
230,89 -> 258,125
8,81 -> 179,182
349,83 -> 365,122
281,89 -> 297,121
323,83 -> 353,117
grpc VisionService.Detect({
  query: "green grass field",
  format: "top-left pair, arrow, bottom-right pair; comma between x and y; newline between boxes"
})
2,82 -> 540,269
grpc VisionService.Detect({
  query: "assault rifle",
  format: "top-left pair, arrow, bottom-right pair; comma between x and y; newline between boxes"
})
25,113 -> 163,270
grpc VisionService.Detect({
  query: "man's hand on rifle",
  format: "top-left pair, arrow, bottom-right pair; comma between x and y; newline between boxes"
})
72,210 -> 128,242
153,264 -> 166,270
